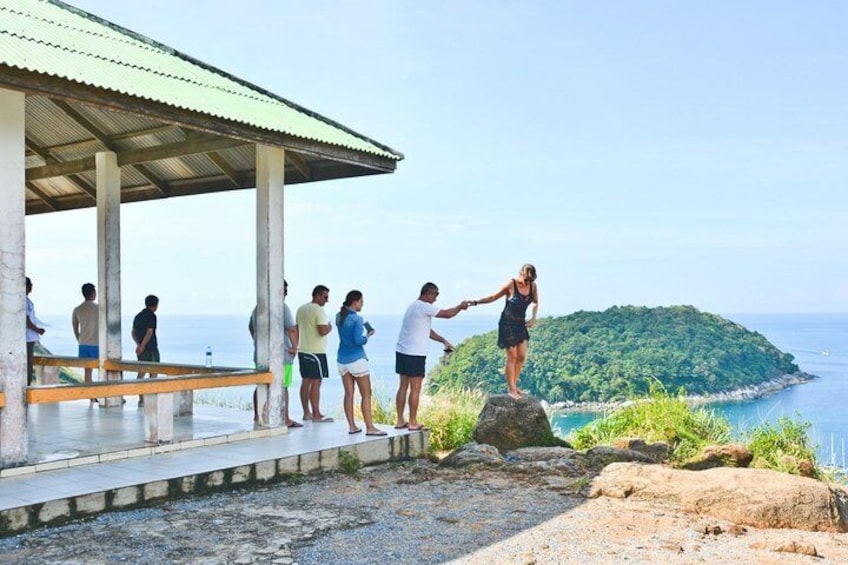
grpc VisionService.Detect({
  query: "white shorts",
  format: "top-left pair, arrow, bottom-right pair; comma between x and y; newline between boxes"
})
337,358 -> 370,378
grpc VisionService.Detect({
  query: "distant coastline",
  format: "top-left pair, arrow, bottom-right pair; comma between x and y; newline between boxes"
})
547,371 -> 818,415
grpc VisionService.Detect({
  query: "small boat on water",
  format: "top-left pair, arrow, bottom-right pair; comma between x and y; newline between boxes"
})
822,349 -> 830,356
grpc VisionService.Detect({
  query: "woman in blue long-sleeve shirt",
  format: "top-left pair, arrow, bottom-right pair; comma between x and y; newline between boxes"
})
336,290 -> 386,435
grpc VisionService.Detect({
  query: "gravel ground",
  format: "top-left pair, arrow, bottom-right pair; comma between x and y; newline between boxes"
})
1,461 -> 847,564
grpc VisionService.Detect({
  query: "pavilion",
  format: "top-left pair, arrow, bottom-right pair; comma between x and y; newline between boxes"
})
0,0 -> 403,467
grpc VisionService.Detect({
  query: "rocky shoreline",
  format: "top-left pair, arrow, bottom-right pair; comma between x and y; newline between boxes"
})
547,371 -> 817,415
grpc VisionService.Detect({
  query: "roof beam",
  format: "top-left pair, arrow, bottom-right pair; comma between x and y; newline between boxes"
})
25,182 -> 59,211
25,137 -> 97,200
49,98 -> 170,196
286,151 -> 311,180
26,136 -> 248,181
111,124 -> 179,142
206,151 -> 240,186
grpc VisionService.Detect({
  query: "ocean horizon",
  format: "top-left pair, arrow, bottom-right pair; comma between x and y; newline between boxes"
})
36,311 -> 848,467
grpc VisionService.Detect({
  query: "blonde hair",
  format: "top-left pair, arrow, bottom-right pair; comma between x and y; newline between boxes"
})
521,263 -> 537,282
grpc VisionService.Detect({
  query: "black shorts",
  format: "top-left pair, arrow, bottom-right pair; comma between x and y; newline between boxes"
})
138,347 -> 160,362
395,352 -> 426,378
298,352 -> 329,379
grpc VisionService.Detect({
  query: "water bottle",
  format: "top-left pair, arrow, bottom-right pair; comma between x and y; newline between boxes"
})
205,346 -> 212,368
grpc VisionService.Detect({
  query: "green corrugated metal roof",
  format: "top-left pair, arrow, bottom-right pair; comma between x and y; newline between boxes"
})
0,0 -> 402,160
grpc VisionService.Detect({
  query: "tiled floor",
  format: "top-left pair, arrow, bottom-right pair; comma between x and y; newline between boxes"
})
0,399 -> 407,511
26,398 -> 254,462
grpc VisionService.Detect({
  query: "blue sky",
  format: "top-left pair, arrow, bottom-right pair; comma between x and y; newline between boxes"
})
26,1 -> 848,316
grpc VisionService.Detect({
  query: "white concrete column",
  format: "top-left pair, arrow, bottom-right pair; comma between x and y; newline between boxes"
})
0,88 -> 28,466
143,392 -> 174,444
255,144 -> 285,428
96,151 -> 123,407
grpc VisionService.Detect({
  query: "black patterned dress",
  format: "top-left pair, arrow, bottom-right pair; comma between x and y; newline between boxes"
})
497,279 -> 534,349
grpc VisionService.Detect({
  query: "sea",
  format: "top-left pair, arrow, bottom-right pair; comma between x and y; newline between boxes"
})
37,312 -> 848,466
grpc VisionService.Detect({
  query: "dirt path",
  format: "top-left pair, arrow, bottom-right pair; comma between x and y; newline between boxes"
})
1,461 -> 846,564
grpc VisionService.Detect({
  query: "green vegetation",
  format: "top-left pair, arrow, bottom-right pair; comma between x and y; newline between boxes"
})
420,389 -> 485,452
354,389 -> 483,453
338,450 -> 360,474
747,415 -> 821,478
568,387 -> 826,478
570,384 -> 731,462
429,306 -> 799,403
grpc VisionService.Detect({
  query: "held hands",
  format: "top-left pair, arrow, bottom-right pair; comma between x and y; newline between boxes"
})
526,319 -> 536,329
37,327 -> 46,335
135,344 -> 143,355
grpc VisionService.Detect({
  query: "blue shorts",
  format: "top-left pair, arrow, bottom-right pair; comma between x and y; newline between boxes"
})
79,344 -> 99,358
396,352 -> 426,378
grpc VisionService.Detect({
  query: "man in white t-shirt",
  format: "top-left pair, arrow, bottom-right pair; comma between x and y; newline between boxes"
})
395,282 -> 468,431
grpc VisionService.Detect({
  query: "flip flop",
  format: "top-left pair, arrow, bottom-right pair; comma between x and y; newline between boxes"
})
393,423 -> 409,429
349,428 -> 362,434
366,430 -> 388,436
407,425 -> 429,432
286,421 -> 304,428
314,416 -> 334,423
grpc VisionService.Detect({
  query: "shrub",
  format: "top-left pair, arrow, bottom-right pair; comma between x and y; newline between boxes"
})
569,384 -> 731,462
353,390 -> 396,426
338,450 -> 360,474
420,388 -> 486,453
746,415 -> 821,478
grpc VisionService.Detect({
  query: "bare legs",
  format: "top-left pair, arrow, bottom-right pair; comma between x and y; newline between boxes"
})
299,379 -> 311,420
252,386 -> 297,426
395,375 -> 409,428
342,372 -> 360,433
504,340 -> 529,399
342,372 -> 380,433
396,375 -> 425,429
305,379 -> 330,421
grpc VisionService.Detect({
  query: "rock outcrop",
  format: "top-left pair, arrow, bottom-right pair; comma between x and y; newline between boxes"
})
610,438 -> 672,463
590,462 -> 848,532
681,443 -> 753,470
472,395 -> 568,453
440,443 -> 504,468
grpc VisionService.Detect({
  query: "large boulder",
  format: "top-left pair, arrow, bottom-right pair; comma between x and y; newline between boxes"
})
590,462 -> 848,532
611,438 -> 673,463
681,443 -> 753,470
473,395 -> 569,454
440,443 -> 504,468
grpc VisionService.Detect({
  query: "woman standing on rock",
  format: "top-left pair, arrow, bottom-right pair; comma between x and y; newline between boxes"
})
336,290 -> 386,436
469,264 -> 539,399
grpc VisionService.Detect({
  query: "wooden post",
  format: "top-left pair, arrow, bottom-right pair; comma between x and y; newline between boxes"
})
96,151 -> 123,407
255,144 -> 285,428
0,87 -> 28,466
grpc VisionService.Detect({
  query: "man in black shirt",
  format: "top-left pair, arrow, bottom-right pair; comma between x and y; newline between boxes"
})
132,294 -> 159,407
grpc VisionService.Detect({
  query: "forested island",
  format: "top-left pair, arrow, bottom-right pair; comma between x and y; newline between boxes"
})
428,306 -> 806,403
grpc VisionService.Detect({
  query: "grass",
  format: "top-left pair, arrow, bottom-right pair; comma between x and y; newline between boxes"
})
420,388 -> 486,452
338,450 -> 360,474
567,383 -> 832,479
569,383 -> 732,463
746,414 -> 822,478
